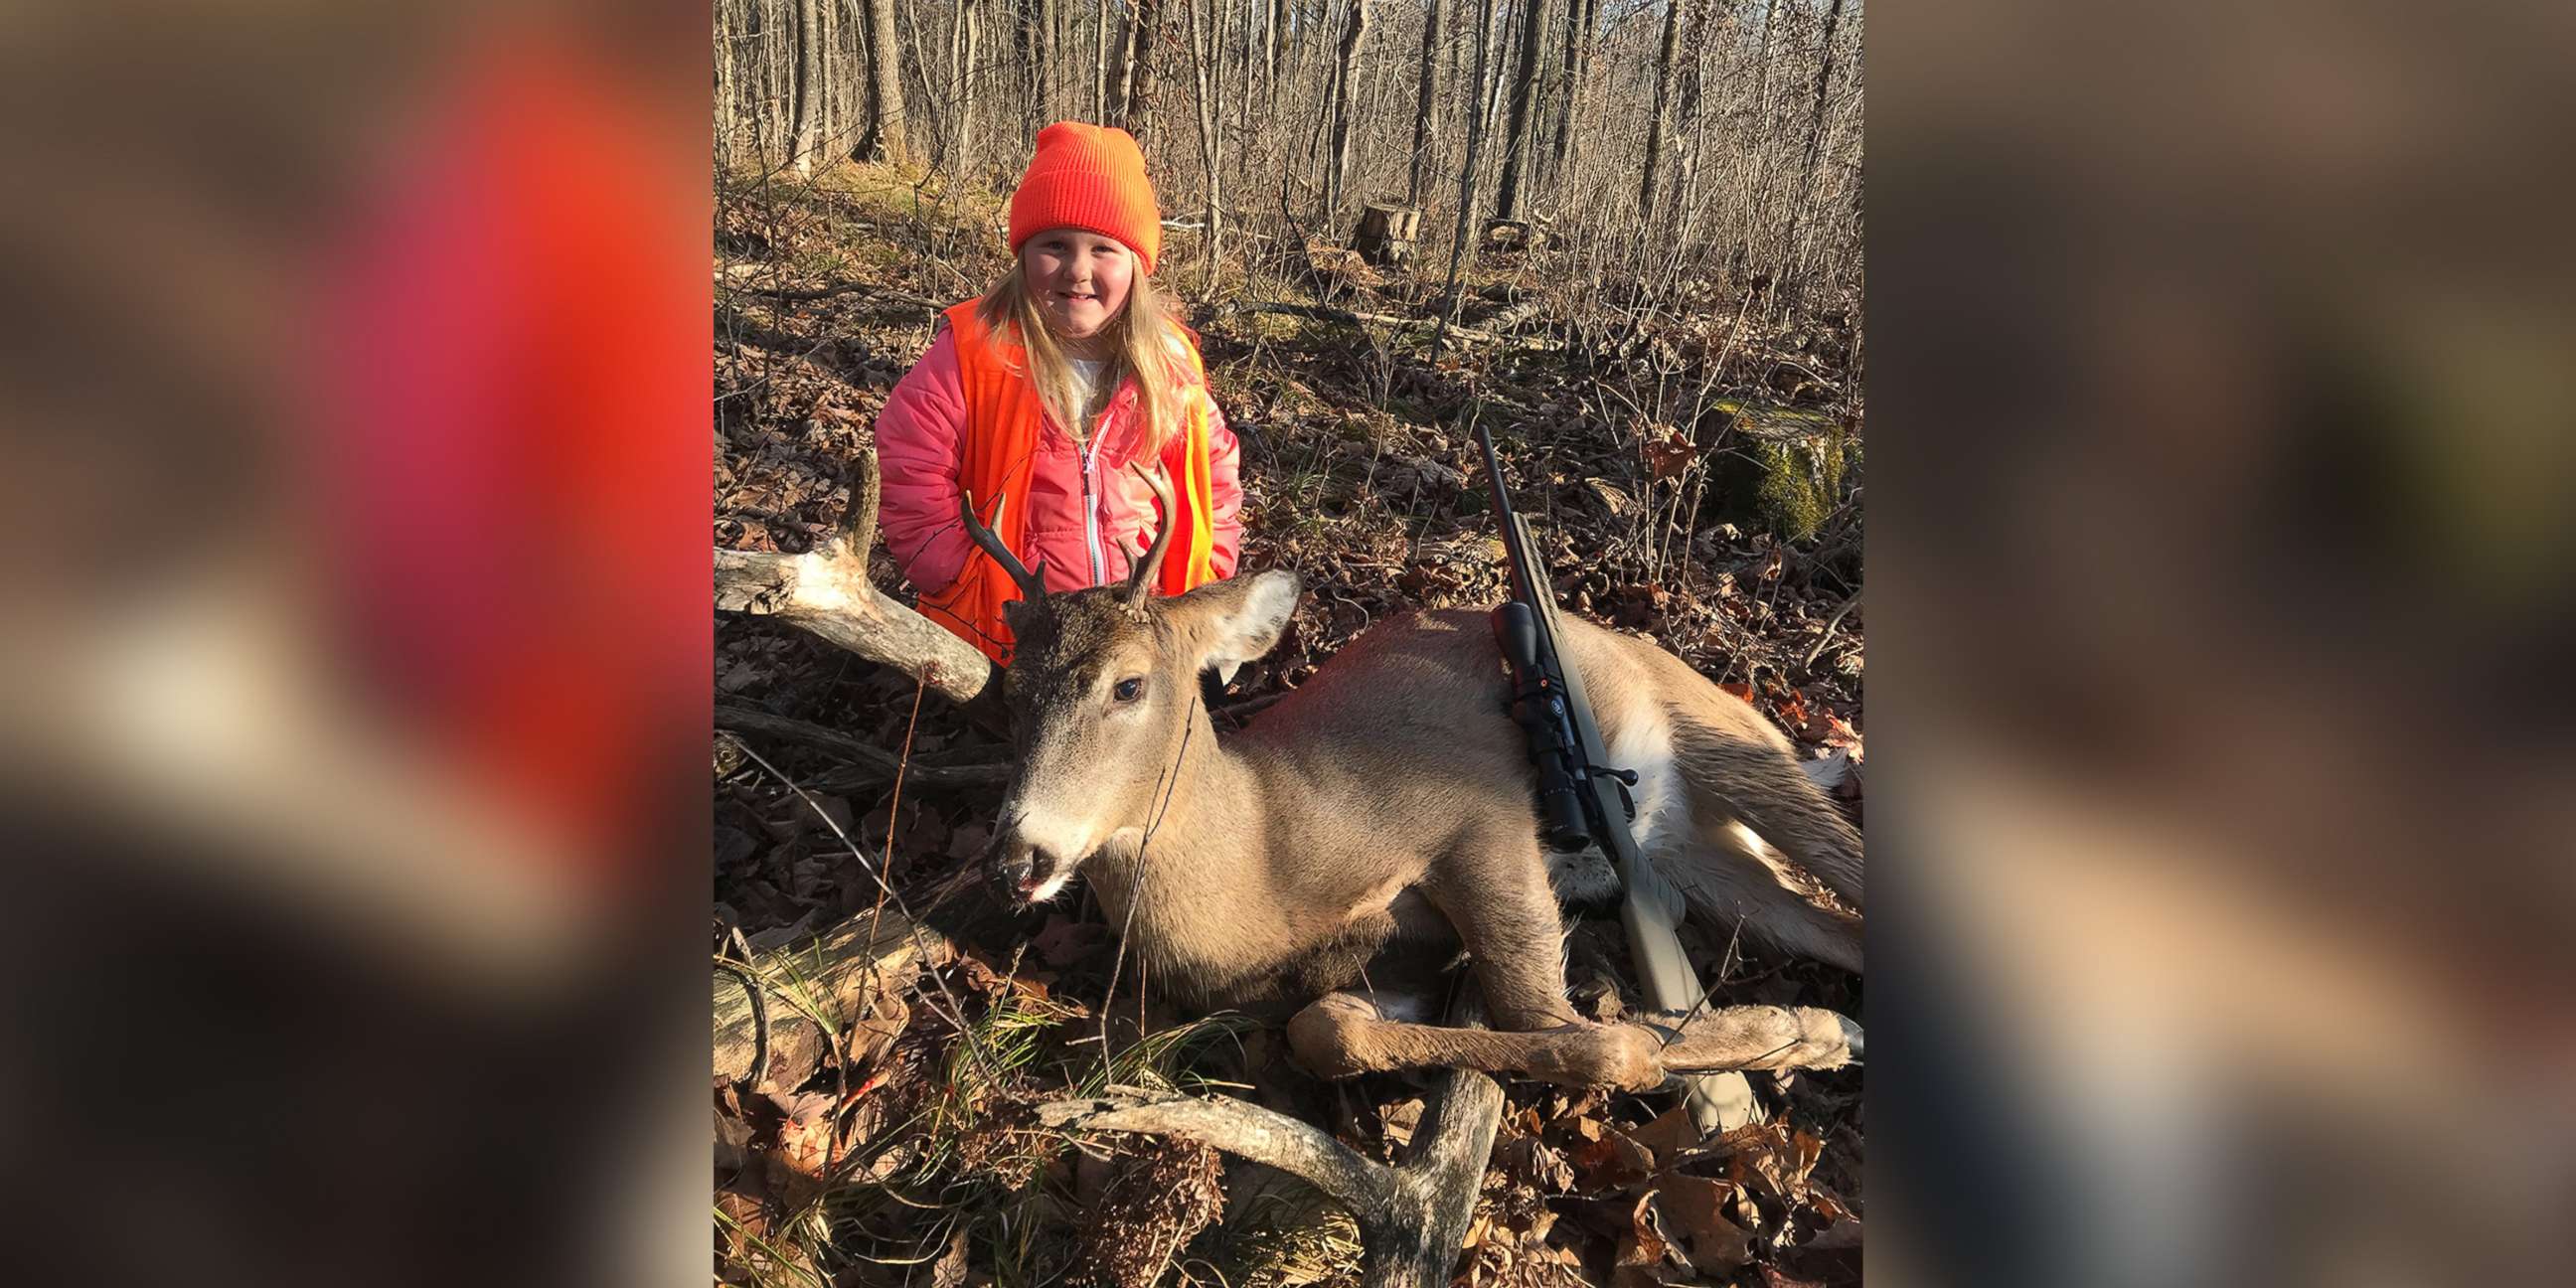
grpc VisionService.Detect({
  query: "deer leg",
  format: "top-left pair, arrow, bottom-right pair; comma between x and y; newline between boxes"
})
1641,1005 -> 1863,1072
1286,992 -> 1860,1089
1287,991 -> 1668,1091
1422,833 -> 1586,1032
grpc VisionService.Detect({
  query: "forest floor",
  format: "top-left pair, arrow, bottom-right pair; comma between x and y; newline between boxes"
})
715,159 -> 1865,1288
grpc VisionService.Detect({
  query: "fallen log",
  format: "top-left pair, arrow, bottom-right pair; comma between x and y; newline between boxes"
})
713,904 -> 945,1094
1225,300 -> 1508,346
714,270 -> 944,311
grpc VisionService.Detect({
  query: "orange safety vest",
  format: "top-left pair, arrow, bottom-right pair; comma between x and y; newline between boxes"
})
918,300 -> 1221,664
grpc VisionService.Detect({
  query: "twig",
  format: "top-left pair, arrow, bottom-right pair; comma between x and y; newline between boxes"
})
720,736 -> 997,1083
1800,589 -> 1862,675
715,706 -> 1009,789
716,275 -> 944,310
718,929 -> 770,1095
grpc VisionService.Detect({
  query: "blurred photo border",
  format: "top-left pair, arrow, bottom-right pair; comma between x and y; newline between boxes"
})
0,1 -> 2565,1284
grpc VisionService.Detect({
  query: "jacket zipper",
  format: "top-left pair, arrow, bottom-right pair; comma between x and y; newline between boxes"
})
1080,429 -> 1105,586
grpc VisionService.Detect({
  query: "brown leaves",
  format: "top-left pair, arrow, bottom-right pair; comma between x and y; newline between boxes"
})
1499,1134 -> 1576,1194
1656,1174 -> 1757,1271
1569,1128 -> 1656,1193
928,1225 -> 971,1288
1029,912 -> 1112,970
1641,423 -> 1700,482
1713,1121 -> 1826,1208
1471,1094 -> 1862,1285
1776,689 -> 1811,730
1066,1139 -> 1225,1288
1610,1191 -> 1678,1288
719,1084 -> 852,1214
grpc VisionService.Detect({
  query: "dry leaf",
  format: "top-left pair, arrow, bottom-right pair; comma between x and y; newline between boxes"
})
1629,1103 -> 1705,1162
1571,1129 -> 1655,1193
1800,709 -> 1862,752
1500,1135 -> 1575,1194
1655,1175 -> 1755,1271
760,1089 -> 840,1204
1030,913 -> 1111,969
1643,427 -> 1698,480
1776,690 -> 1810,729
930,1224 -> 969,1288
1611,1191 -> 1679,1288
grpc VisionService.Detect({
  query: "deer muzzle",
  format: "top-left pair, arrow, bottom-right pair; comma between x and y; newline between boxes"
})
985,785 -> 1106,905
985,829 -> 1076,907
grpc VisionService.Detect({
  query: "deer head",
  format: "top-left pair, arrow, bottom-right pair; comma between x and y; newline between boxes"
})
963,468 -> 1298,906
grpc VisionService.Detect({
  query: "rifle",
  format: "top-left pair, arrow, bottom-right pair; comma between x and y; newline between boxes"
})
1473,406 -> 1754,1132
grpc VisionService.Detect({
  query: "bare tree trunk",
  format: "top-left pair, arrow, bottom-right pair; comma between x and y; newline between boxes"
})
1672,0 -> 1712,230
1095,1 -> 1112,118
1109,0 -> 1163,144
1781,0 -> 1847,281
1492,0 -> 1550,222
1186,0 -> 1226,296
1431,0 -> 1500,356
788,0 -> 825,175
861,0 -> 909,164
1405,0 -> 1445,207
1635,0 -> 1684,223
717,2 -> 739,169
819,0 -> 838,162
1132,0 -> 1166,147
951,0 -> 981,177
1236,0 -> 1259,181
1023,0 -> 1056,131
1268,0 -> 1288,86
1323,0 -> 1371,221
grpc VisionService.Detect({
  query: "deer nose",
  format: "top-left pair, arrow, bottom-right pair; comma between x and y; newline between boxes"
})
985,834 -> 1063,906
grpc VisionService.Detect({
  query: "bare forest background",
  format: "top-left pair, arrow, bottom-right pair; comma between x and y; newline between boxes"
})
715,0 -> 1862,349
714,4 -> 1865,1285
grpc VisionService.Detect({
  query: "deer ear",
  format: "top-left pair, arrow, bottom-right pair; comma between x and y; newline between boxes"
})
1170,569 -> 1299,675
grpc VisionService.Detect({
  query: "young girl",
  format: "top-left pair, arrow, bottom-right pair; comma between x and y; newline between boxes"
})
875,121 -> 1244,665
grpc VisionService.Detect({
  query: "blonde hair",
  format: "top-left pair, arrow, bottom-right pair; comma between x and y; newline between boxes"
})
977,248 -> 1193,459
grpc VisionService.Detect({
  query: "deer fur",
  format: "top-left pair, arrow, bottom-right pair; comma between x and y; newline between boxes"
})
979,539 -> 1863,1090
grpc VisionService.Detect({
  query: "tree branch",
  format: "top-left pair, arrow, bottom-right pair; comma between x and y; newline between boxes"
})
1039,1000 -> 1508,1288
716,705 -> 1009,789
714,449 -> 1002,712
1038,1093 -> 1392,1215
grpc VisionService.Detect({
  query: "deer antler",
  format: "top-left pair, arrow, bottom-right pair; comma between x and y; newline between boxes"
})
1123,464 -> 1178,611
959,491 -> 1049,602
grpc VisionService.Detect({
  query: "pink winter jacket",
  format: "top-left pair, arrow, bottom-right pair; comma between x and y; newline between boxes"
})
876,328 -> 1244,597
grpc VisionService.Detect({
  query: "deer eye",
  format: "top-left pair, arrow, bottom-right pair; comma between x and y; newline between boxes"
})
1111,676 -> 1145,704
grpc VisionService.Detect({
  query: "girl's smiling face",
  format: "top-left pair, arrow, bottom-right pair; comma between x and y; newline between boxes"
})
1022,228 -> 1134,342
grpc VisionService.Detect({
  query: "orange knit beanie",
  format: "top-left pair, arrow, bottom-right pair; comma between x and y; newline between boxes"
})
1008,121 -> 1162,273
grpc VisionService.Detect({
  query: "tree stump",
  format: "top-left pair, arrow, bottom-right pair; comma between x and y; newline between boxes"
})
1480,218 -> 1544,254
1354,202 -> 1421,267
